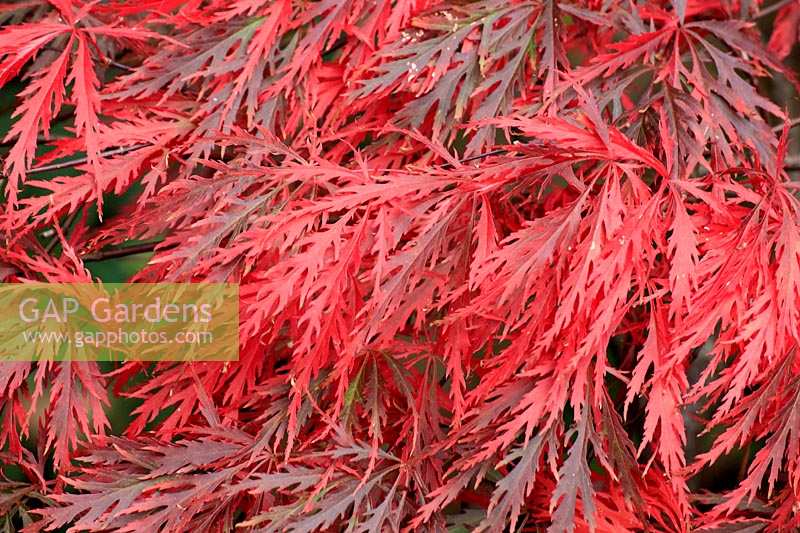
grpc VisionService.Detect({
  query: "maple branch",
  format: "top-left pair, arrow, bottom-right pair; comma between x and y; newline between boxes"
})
2,240 -> 169,280
107,59 -> 135,72
772,117 -> 800,133
43,210 -> 81,254
440,149 -> 508,169
738,442 -> 754,481
81,240 -> 169,262
460,149 -> 508,163
0,134 -> 66,149
26,144 -> 149,175
755,0 -> 793,18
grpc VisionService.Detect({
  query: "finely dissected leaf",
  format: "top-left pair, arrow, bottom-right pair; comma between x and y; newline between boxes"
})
68,36 -> 102,188
478,429 -> 550,532
548,411 -> 595,533
3,42 -> 71,206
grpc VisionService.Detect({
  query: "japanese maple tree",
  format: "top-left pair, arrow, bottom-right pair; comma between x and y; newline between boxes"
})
1,0 -> 800,531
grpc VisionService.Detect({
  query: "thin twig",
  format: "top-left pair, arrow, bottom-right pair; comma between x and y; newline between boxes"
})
439,149 -> 508,170
2,240 -> 171,278
82,241 -> 170,262
107,59 -> 135,72
737,442 -> 753,482
44,210 -> 81,254
460,149 -> 508,163
755,0 -> 793,19
772,117 -> 800,133
26,144 -> 149,175
0,134 -> 68,149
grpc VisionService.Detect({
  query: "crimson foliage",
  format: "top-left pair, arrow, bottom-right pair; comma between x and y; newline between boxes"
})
1,0 -> 800,531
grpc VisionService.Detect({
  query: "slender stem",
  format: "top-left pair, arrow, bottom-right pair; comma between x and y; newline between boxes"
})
107,59 -> 134,72
738,442 -> 753,481
26,144 -> 148,175
82,241 -> 169,262
439,149 -> 508,170
755,0 -> 793,18
44,210 -> 81,254
0,134 -> 68,149
3,241 -> 171,278
773,117 -> 800,133
459,149 -> 508,163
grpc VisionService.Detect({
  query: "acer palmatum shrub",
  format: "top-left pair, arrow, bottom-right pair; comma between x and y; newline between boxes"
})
1,0 -> 800,531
